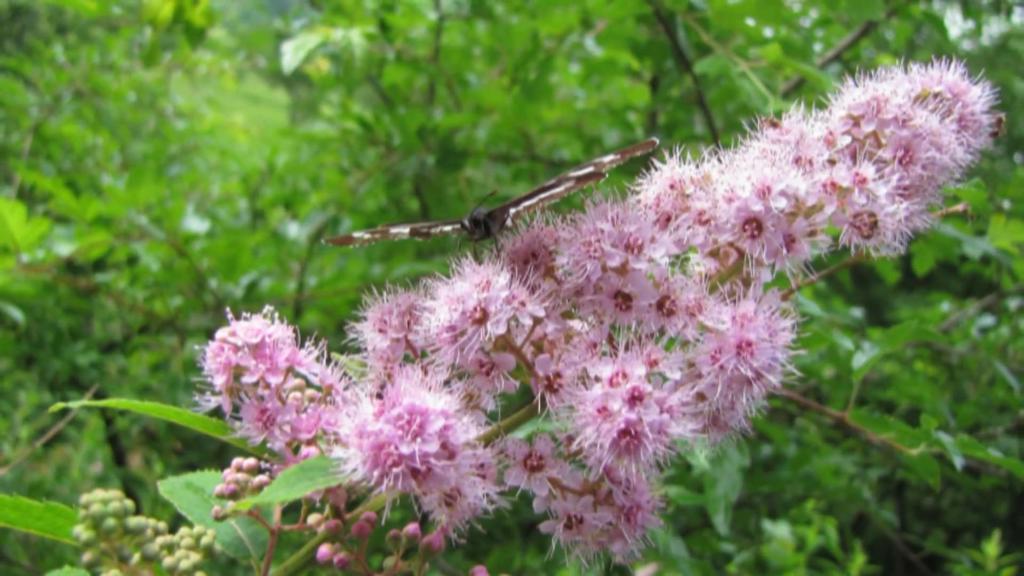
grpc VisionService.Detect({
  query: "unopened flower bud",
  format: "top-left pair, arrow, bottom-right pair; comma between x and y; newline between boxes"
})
306,512 -> 324,528
358,511 -> 378,525
386,528 -> 402,549
252,474 -> 272,490
242,457 -> 261,474
350,520 -> 373,540
420,531 -> 446,556
332,551 -> 351,569
401,522 -> 422,543
320,518 -> 342,534
469,565 -> 490,576
315,543 -> 335,564
211,505 -> 227,521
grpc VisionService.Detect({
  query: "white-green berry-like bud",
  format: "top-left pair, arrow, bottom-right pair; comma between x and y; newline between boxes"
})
80,550 -> 101,568
100,516 -> 121,535
141,542 -> 161,561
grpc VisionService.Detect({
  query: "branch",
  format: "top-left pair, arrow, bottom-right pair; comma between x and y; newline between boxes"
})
648,0 -> 721,146
780,5 -> 900,98
776,388 -> 915,454
292,218 -> 331,321
426,0 -> 445,107
0,385 -> 99,476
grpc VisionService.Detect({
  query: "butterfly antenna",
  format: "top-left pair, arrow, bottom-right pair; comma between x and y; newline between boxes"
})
474,189 -> 499,211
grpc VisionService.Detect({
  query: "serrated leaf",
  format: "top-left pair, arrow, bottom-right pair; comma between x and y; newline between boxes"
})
233,456 -> 342,511
50,399 -> 266,456
157,471 -> 267,561
0,494 -> 77,544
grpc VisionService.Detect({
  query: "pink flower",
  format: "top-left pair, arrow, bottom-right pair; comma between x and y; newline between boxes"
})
350,289 -> 424,367
421,258 -> 545,364
198,307 -> 348,455
537,493 -> 613,560
502,435 -> 568,496
605,478 -> 663,561
335,365 -> 499,529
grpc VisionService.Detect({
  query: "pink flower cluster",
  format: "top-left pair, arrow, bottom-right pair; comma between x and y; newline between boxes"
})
198,306 -> 349,457
197,61 -> 998,564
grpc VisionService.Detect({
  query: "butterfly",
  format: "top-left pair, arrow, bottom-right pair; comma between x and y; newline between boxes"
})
324,137 -> 659,247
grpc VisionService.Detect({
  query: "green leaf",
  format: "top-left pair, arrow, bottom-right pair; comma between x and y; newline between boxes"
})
934,430 -> 965,471
157,471 -> 267,561
848,410 -> 930,449
45,568 -> 90,576
233,456 -> 342,511
987,214 -> 1024,253
948,179 -> 989,214
0,197 -> 51,254
902,453 -> 941,489
280,29 -> 328,75
0,300 -> 25,327
954,435 -> 1024,480
49,399 -> 265,456
702,442 -> 749,536
0,494 -> 77,544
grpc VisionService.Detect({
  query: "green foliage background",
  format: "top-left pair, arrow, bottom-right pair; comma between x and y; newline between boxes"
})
1,0 -> 1021,574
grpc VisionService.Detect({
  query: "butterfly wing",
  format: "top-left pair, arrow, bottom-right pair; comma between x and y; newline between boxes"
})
323,219 -> 463,246
489,137 -> 660,225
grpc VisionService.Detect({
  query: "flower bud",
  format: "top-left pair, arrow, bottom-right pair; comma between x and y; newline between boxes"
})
386,528 -> 402,549
350,520 -> 373,540
242,457 -> 261,473
252,474 -> 272,490
320,518 -> 342,534
100,516 -> 121,535
332,551 -> 351,569
306,512 -> 324,528
211,505 -> 227,521
401,522 -> 422,544
316,543 -> 335,564
358,510 -> 378,525
420,531 -> 445,556
469,565 -> 490,576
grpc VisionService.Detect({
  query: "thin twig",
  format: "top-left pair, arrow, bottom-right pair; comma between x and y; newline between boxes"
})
0,385 -> 99,476
426,0 -> 445,107
292,218 -> 331,321
679,12 -> 775,105
777,388 -> 916,454
938,286 -> 1023,333
780,5 -> 900,97
648,0 -> 721,146
260,506 -> 283,576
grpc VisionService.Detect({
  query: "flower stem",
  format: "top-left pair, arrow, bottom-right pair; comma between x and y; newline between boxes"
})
476,399 -> 539,446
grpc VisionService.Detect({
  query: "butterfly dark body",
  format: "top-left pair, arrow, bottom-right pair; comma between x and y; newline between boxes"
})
324,137 -> 659,247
